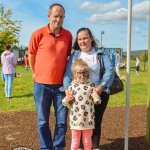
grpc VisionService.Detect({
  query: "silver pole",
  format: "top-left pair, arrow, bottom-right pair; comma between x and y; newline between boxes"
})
101,33 -> 102,47
101,31 -> 104,47
146,0 -> 150,140
124,0 -> 132,150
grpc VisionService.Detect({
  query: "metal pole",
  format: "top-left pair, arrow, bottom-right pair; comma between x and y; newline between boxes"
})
146,0 -> 150,140
101,31 -> 104,47
144,50 -> 146,71
124,0 -> 132,150
101,33 -> 102,47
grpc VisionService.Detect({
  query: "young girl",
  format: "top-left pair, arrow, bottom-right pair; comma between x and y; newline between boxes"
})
62,59 -> 101,150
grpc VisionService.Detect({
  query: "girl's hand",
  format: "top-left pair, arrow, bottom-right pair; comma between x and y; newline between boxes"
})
65,89 -> 74,101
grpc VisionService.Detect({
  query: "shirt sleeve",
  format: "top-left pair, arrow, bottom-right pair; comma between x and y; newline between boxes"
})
28,31 -> 42,55
67,32 -> 73,56
63,52 -> 75,90
99,53 -> 115,92
62,97 -> 70,108
12,54 -> 17,65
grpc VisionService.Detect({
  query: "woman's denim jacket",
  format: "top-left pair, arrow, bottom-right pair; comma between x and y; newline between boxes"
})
63,47 -> 115,94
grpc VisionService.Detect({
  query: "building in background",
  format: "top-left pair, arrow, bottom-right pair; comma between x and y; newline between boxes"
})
103,48 -> 123,61
12,45 -> 28,65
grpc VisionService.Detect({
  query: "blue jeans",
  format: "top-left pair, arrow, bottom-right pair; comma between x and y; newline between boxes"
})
34,83 -> 68,150
4,74 -> 15,98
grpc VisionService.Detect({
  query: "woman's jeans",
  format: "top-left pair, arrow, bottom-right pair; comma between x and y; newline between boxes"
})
4,74 -> 15,98
34,83 -> 68,150
79,92 -> 109,149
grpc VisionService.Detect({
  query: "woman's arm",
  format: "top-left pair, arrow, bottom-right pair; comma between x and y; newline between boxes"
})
12,54 -> 17,67
63,51 -> 78,90
98,54 -> 115,94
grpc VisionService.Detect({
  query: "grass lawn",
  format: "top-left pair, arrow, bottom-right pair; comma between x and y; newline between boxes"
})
0,64 -> 148,112
109,69 -> 147,107
0,65 -> 35,112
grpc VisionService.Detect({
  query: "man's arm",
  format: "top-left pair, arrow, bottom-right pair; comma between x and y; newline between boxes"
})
28,53 -> 35,77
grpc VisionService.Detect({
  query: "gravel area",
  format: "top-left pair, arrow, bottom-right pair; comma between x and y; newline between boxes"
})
0,105 -> 150,150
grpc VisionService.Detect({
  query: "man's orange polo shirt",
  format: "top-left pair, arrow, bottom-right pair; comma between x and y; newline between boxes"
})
28,24 -> 72,84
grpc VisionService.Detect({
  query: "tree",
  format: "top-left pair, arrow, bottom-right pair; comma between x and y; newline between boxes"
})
0,4 -> 22,55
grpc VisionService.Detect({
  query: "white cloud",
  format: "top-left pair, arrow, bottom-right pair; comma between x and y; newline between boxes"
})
132,1 -> 149,21
80,1 -> 121,13
85,8 -> 127,23
84,1 -> 149,24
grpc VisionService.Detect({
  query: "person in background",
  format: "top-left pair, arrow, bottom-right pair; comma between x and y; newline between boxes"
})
115,50 -> 121,77
62,59 -> 101,150
111,50 -> 116,67
63,27 -> 114,150
24,51 -> 29,70
28,3 -> 72,150
135,57 -> 140,76
1,44 -> 17,99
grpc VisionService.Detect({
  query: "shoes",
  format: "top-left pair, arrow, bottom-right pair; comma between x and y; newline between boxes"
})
6,97 -> 11,99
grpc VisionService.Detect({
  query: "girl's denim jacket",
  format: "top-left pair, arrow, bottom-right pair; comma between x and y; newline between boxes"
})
63,47 -> 115,94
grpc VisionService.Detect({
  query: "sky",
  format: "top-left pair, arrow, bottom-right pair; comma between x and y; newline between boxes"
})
1,0 -> 149,51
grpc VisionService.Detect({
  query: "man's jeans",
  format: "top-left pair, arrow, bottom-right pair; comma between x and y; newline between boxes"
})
34,83 -> 68,150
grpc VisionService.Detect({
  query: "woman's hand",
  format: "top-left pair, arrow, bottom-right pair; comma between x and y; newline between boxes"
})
94,85 -> 104,95
65,89 -> 74,101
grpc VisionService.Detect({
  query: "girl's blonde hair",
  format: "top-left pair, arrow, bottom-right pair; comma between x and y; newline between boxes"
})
72,59 -> 89,80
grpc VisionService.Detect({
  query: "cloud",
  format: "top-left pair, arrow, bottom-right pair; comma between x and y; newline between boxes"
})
83,1 -> 149,24
80,1 -> 121,13
85,8 -> 127,23
133,1 -> 149,21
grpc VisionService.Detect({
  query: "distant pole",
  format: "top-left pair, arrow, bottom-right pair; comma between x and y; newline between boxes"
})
144,50 -> 146,71
146,1 -> 150,140
101,31 -> 104,47
124,0 -> 132,150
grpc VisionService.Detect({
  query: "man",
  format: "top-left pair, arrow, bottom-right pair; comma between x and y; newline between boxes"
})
135,57 -> 140,76
28,3 -> 72,150
24,51 -> 29,70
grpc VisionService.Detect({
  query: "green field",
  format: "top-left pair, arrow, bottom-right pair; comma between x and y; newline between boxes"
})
0,63 -> 148,112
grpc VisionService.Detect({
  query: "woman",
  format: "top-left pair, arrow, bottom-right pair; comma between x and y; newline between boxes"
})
115,50 -> 121,77
63,27 -> 114,150
1,44 -> 17,99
